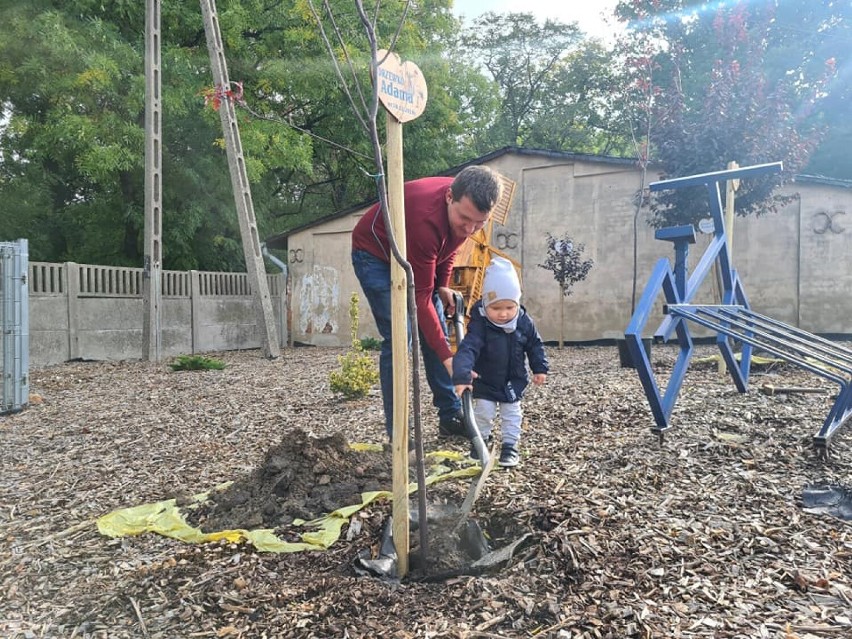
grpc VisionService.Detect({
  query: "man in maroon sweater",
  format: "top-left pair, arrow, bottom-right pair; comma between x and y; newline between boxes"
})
351,165 -> 502,442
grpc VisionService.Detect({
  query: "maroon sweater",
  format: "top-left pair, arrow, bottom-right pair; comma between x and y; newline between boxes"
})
351,177 -> 462,362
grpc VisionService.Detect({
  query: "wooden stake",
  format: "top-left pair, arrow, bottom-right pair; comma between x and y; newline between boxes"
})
375,48 -> 428,579
718,160 -> 739,375
386,112 -> 410,577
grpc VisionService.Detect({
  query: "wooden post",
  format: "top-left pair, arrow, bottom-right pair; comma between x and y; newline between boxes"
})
375,49 -> 428,579
718,160 -> 739,374
724,161 -> 740,258
386,113 -> 409,577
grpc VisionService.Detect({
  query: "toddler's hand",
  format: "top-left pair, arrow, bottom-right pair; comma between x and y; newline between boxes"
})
532,373 -> 546,386
454,384 -> 473,397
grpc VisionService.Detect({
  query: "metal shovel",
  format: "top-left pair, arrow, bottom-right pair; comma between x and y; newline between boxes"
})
458,389 -> 498,518
448,292 -> 497,519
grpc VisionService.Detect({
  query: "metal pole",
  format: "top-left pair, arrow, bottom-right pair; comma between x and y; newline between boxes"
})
143,0 -> 163,361
199,0 -> 279,359
261,243 -> 290,349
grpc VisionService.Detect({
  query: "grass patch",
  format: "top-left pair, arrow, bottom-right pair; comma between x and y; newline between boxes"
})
359,337 -> 382,351
169,355 -> 227,371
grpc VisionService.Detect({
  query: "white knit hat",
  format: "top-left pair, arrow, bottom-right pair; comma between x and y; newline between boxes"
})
482,257 -> 521,307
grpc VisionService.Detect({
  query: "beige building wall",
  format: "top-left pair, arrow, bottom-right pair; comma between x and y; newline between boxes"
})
281,151 -> 852,347
488,154 -> 647,342
784,182 -> 852,333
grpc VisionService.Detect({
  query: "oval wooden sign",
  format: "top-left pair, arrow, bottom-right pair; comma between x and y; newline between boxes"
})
376,49 -> 428,123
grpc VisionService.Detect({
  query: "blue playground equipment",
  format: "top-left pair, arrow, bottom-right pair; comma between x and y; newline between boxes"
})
625,162 -> 852,458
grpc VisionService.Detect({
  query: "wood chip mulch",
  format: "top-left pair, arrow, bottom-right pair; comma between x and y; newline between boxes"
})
1,344 -> 851,639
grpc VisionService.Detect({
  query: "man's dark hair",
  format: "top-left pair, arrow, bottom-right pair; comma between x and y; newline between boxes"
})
451,165 -> 502,214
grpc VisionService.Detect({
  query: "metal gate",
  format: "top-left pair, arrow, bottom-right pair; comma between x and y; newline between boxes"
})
1,239 -> 28,414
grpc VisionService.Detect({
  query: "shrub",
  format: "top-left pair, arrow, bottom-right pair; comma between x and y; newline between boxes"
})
359,336 -> 382,351
330,350 -> 380,399
169,355 -> 226,371
329,293 -> 379,399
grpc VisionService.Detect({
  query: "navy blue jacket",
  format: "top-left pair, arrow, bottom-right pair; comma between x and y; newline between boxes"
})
452,301 -> 549,403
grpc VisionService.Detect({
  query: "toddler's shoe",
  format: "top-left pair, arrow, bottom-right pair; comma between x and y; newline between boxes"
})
498,443 -> 520,468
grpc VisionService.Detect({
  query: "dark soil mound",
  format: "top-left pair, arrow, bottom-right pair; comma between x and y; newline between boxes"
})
181,428 -> 525,578
185,429 -> 393,532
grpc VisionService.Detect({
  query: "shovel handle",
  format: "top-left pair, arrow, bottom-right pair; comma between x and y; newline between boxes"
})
463,389 -> 490,464
448,291 -> 491,465
447,290 -> 465,322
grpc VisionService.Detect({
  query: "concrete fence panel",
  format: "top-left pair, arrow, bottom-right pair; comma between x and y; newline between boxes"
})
26,261 -> 286,368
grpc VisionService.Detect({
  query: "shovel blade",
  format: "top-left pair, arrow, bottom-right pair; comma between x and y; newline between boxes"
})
459,441 -> 498,516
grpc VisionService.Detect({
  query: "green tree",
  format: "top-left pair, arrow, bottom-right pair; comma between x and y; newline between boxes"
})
0,0 -> 315,268
459,12 -> 584,151
239,0 -> 480,230
765,1 -> 852,179
0,0 -> 481,267
524,39 -> 627,155
0,4 -> 144,264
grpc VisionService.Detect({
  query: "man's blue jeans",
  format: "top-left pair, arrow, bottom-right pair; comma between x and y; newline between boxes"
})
352,249 -> 461,438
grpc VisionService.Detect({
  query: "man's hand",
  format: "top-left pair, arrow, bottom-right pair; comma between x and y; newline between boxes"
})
532,373 -> 547,386
436,286 -> 455,312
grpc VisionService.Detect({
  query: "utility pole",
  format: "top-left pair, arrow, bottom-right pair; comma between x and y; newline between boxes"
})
142,0 -> 163,361
199,0 -> 280,358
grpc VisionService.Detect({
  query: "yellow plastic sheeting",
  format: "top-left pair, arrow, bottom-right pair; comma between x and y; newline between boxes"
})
97,449 -> 481,553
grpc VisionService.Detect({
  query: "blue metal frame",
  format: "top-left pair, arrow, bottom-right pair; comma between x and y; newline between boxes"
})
624,161 -> 852,454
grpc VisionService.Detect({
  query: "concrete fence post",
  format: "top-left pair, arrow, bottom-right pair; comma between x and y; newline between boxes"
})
65,262 -> 80,360
190,270 -> 200,354
275,272 -> 288,349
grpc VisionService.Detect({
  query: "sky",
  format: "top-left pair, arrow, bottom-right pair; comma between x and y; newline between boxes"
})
451,0 -> 621,39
